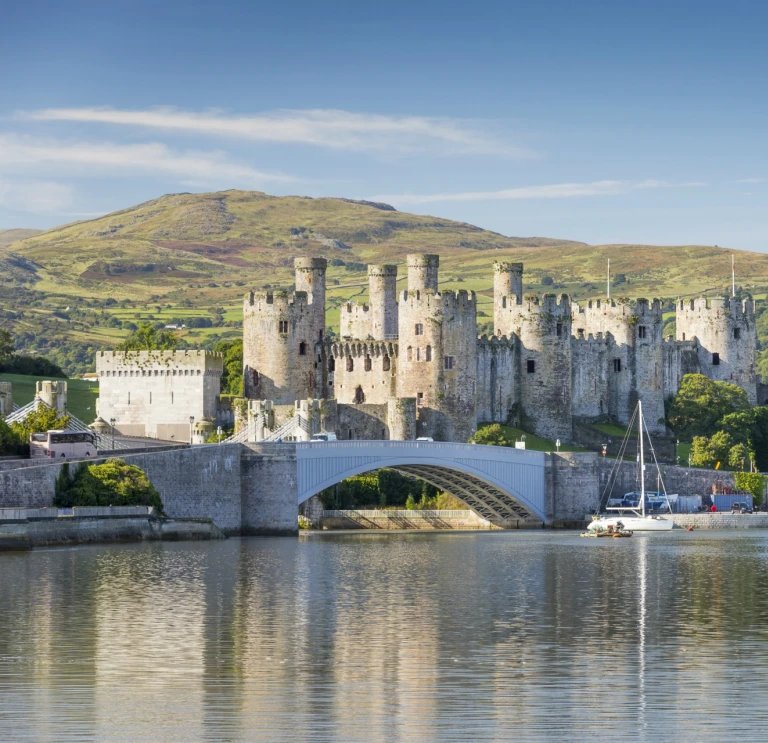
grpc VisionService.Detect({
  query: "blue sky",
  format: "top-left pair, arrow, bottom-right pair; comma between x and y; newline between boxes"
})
1,0 -> 766,249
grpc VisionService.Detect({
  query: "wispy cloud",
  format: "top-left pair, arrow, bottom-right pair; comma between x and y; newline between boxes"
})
22,107 -> 531,156
732,177 -> 765,184
377,179 -> 707,205
0,134 -> 296,186
0,176 -> 74,213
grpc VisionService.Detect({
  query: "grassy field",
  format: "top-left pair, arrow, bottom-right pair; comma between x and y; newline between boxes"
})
476,423 -> 588,453
0,373 -> 99,423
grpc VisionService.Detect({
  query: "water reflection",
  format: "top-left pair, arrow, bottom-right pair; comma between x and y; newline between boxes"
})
1,532 -> 768,742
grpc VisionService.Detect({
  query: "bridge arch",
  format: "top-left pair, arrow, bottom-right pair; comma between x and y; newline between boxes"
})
295,441 -> 546,525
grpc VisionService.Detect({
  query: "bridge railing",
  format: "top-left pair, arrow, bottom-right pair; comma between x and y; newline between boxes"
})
323,509 -> 478,519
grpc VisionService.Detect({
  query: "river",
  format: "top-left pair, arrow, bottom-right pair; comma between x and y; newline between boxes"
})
1,531 -> 767,742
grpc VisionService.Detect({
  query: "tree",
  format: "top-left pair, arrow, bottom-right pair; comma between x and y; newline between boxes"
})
117,323 -> 179,351
470,424 -> 510,447
214,338 -> 244,395
666,374 -> 750,440
728,443 -> 750,470
541,276 -> 554,286
0,329 -> 14,364
10,403 -> 71,445
54,458 -> 164,513
689,431 -> 734,469
720,407 -> 768,471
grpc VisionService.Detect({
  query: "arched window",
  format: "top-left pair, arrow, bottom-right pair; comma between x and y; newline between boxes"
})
502,296 -> 507,309
407,346 -> 413,361
299,342 -> 307,356
354,385 -> 365,404
364,356 -> 371,371
425,345 -> 432,362
382,355 -> 390,371
347,356 -> 354,372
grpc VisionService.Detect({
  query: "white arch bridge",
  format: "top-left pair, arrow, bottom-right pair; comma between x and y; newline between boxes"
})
295,441 -> 547,525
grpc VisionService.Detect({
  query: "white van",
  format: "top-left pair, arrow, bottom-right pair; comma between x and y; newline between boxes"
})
310,433 -> 338,442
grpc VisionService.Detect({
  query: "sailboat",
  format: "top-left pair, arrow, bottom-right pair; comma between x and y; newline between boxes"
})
587,400 -> 674,532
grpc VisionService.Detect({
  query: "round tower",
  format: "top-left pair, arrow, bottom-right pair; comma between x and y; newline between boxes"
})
676,296 -> 757,404
294,257 -> 327,340
242,290 -> 319,403
407,254 -> 439,294
368,264 -> 398,339
387,397 -> 416,440
36,380 -> 67,412
506,294 -> 573,441
493,261 -> 524,335
396,288 -> 477,442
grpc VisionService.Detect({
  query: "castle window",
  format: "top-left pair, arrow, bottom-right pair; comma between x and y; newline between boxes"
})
682,333 -> 686,341
318,329 -> 323,342
426,345 -> 432,362
383,355 -> 391,371
329,357 -> 335,372
149,392 -> 152,404
346,356 -> 354,372
128,392 -> 131,404
638,325 -> 647,339
279,320 -> 289,333
299,342 -> 307,356
613,358 -> 622,372
734,328 -> 741,340
577,328 -> 585,339
354,385 -> 365,404
556,323 -> 563,337
502,296 -> 507,309
444,355 -> 454,370
364,356 -> 371,371
417,392 -> 424,406
527,359 -> 536,374
415,323 -> 424,336
712,353 -> 720,366
416,347 -> 421,361
407,347 -> 413,361
171,392 -> 174,404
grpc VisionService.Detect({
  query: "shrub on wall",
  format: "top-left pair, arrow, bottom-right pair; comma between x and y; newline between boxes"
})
54,458 -> 164,514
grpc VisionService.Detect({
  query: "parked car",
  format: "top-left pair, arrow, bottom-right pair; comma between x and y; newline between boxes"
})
731,502 -> 753,514
310,433 -> 337,442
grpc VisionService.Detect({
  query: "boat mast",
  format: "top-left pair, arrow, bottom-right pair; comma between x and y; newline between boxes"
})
639,400 -> 645,518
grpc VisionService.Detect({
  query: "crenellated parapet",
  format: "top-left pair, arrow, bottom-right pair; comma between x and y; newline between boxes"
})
96,350 -> 223,377
328,339 -> 398,359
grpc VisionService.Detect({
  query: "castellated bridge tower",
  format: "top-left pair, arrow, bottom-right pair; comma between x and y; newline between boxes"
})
243,257 -> 327,403
571,298 -> 665,433
676,296 -> 757,404
396,254 -> 477,442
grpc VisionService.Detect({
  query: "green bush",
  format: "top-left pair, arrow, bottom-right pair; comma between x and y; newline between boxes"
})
470,424 -> 510,447
54,458 -> 164,514
734,472 -> 766,507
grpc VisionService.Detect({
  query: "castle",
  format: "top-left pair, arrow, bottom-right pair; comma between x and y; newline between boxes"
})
241,255 -> 758,442
95,253 -> 758,445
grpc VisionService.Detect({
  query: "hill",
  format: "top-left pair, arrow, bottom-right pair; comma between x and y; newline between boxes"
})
0,229 -> 42,248
1,189 -> 768,376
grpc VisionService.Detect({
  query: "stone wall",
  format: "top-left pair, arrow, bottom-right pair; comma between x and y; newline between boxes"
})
328,340 -> 397,405
476,336 -> 517,424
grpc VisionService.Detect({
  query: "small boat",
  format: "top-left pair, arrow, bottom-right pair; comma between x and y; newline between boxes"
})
581,519 -> 633,538
587,400 -> 674,533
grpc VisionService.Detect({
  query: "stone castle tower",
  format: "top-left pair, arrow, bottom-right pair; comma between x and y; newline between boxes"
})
243,257 -> 327,404
675,297 -> 757,405
396,254 -> 477,442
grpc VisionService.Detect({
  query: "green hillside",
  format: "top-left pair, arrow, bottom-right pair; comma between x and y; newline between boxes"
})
1,189 -> 767,376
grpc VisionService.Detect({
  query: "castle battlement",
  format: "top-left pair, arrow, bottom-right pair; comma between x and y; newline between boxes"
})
328,340 -> 398,359
96,350 -> 223,376
677,296 -> 754,318
573,297 -> 663,318
477,334 -> 517,348
245,290 -> 310,311
399,288 -> 477,311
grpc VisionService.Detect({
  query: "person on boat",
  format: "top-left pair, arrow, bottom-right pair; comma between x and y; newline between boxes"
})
710,503 -> 717,513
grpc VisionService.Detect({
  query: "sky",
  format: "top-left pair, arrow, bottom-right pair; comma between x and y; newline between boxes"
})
1,0 -> 767,250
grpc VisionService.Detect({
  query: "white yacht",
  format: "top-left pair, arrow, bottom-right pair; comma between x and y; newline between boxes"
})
587,400 -> 674,533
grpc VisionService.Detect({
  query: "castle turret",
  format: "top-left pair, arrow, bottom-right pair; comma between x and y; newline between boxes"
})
493,262 -> 523,330
676,296 -> 757,404
368,264 -> 398,339
294,256 -> 327,341
397,287 -> 477,442
407,254 -> 439,294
